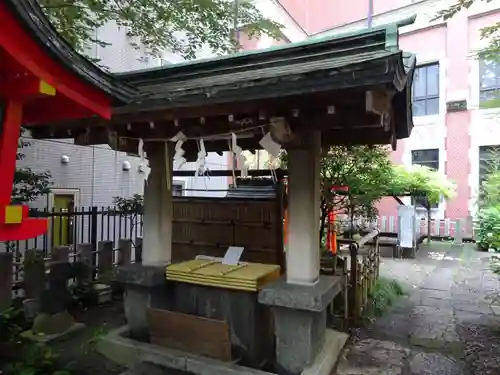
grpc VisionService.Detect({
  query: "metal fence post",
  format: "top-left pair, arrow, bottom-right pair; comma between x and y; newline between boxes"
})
349,243 -> 358,323
454,219 -> 463,246
90,206 -> 98,280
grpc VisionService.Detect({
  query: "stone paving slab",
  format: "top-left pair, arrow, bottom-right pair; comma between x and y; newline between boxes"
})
335,339 -> 409,375
408,352 -> 467,375
491,305 -> 500,316
450,290 -> 494,305
333,244 -> 500,375
416,290 -> 453,309
418,289 -> 452,300
453,302 -> 494,315
421,268 -> 455,291
408,306 -> 460,353
361,308 -> 413,345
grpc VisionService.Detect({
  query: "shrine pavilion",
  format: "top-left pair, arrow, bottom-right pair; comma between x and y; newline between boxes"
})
2,1 -> 417,375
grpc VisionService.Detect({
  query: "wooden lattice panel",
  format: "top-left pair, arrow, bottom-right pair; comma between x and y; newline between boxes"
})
171,197 -> 283,268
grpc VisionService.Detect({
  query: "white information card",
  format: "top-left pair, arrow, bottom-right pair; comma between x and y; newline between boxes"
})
398,205 -> 416,248
222,246 -> 244,266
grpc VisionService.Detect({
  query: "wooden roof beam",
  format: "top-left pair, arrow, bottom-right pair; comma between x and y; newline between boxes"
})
108,90 -> 370,124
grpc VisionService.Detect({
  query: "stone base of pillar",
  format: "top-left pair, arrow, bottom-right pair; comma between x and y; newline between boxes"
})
258,275 -> 346,375
400,246 -> 416,259
115,263 -> 173,341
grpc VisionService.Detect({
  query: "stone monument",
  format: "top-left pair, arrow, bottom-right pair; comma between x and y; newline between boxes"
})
23,260 -> 85,342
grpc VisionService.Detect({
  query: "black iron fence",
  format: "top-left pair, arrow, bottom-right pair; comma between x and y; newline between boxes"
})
2,206 -> 143,294
3,206 -> 143,257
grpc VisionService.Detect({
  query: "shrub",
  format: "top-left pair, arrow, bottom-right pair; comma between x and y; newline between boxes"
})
368,277 -> 405,317
475,206 -> 500,252
0,307 -> 71,375
491,256 -> 500,277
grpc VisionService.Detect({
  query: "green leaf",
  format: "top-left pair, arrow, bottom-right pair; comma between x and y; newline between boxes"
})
38,0 -> 283,61
280,145 -> 455,241
433,1 -> 498,67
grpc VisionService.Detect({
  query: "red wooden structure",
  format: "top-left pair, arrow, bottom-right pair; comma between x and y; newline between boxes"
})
0,1 -> 133,241
282,180 -> 348,254
326,185 -> 349,254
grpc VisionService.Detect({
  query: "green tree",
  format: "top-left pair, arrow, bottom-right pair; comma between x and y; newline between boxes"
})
319,146 -> 394,239
112,194 -> 144,239
391,164 -> 456,206
4,131 -> 52,252
435,0 -> 499,59
475,149 -> 500,250
391,164 -> 456,242
13,131 -> 51,204
281,146 -> 395,241
281,146 -> 456,244
39,0 -> 283,61
477,149 -> 500,207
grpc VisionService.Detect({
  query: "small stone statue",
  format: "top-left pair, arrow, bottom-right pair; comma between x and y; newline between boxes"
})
32,261 -> 75,335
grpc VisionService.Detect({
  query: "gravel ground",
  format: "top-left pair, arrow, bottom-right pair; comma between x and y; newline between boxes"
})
51,302 -> 126,375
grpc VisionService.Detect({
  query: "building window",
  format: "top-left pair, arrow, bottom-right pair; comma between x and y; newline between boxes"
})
411,149 -> 439,208
411,149 -> 439,170
479,145 -> 500,185
479,60 -> 500,106
412,63 -> 439,116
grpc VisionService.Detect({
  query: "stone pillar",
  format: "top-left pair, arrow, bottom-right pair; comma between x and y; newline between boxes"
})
115,264 -> 173,341
51,246 -> 69,262
0,252 -> 13,311
134,237 -> 143,263
23,250 -> 45,320
142,142 -> 173,265
76,243 -> 94,283
465,215 -> 473,239
259,132 -> 348,375
454,219 -> 463,245
32,261 -> 78,336
24,249 -> 45,299
117,239 -> 132,266
116,143 -> 174,340
286,131 -> 321,285
259,277 -> 346,375
97,240 -> 114,276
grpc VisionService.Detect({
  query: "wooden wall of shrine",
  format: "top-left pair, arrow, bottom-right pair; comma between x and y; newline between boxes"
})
171,196 -> 285,270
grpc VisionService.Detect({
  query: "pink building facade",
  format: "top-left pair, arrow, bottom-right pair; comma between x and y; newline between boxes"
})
240,0 -> 500,221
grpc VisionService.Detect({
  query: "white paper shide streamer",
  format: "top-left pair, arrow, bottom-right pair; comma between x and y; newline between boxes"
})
137,138 -> 145,161
259,129 -> 281,182
195,139 -> 208,177
231,133 -> 248,178
259,131 -> 282,158
171,131 -> 187,170
135,138 -> 152,185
